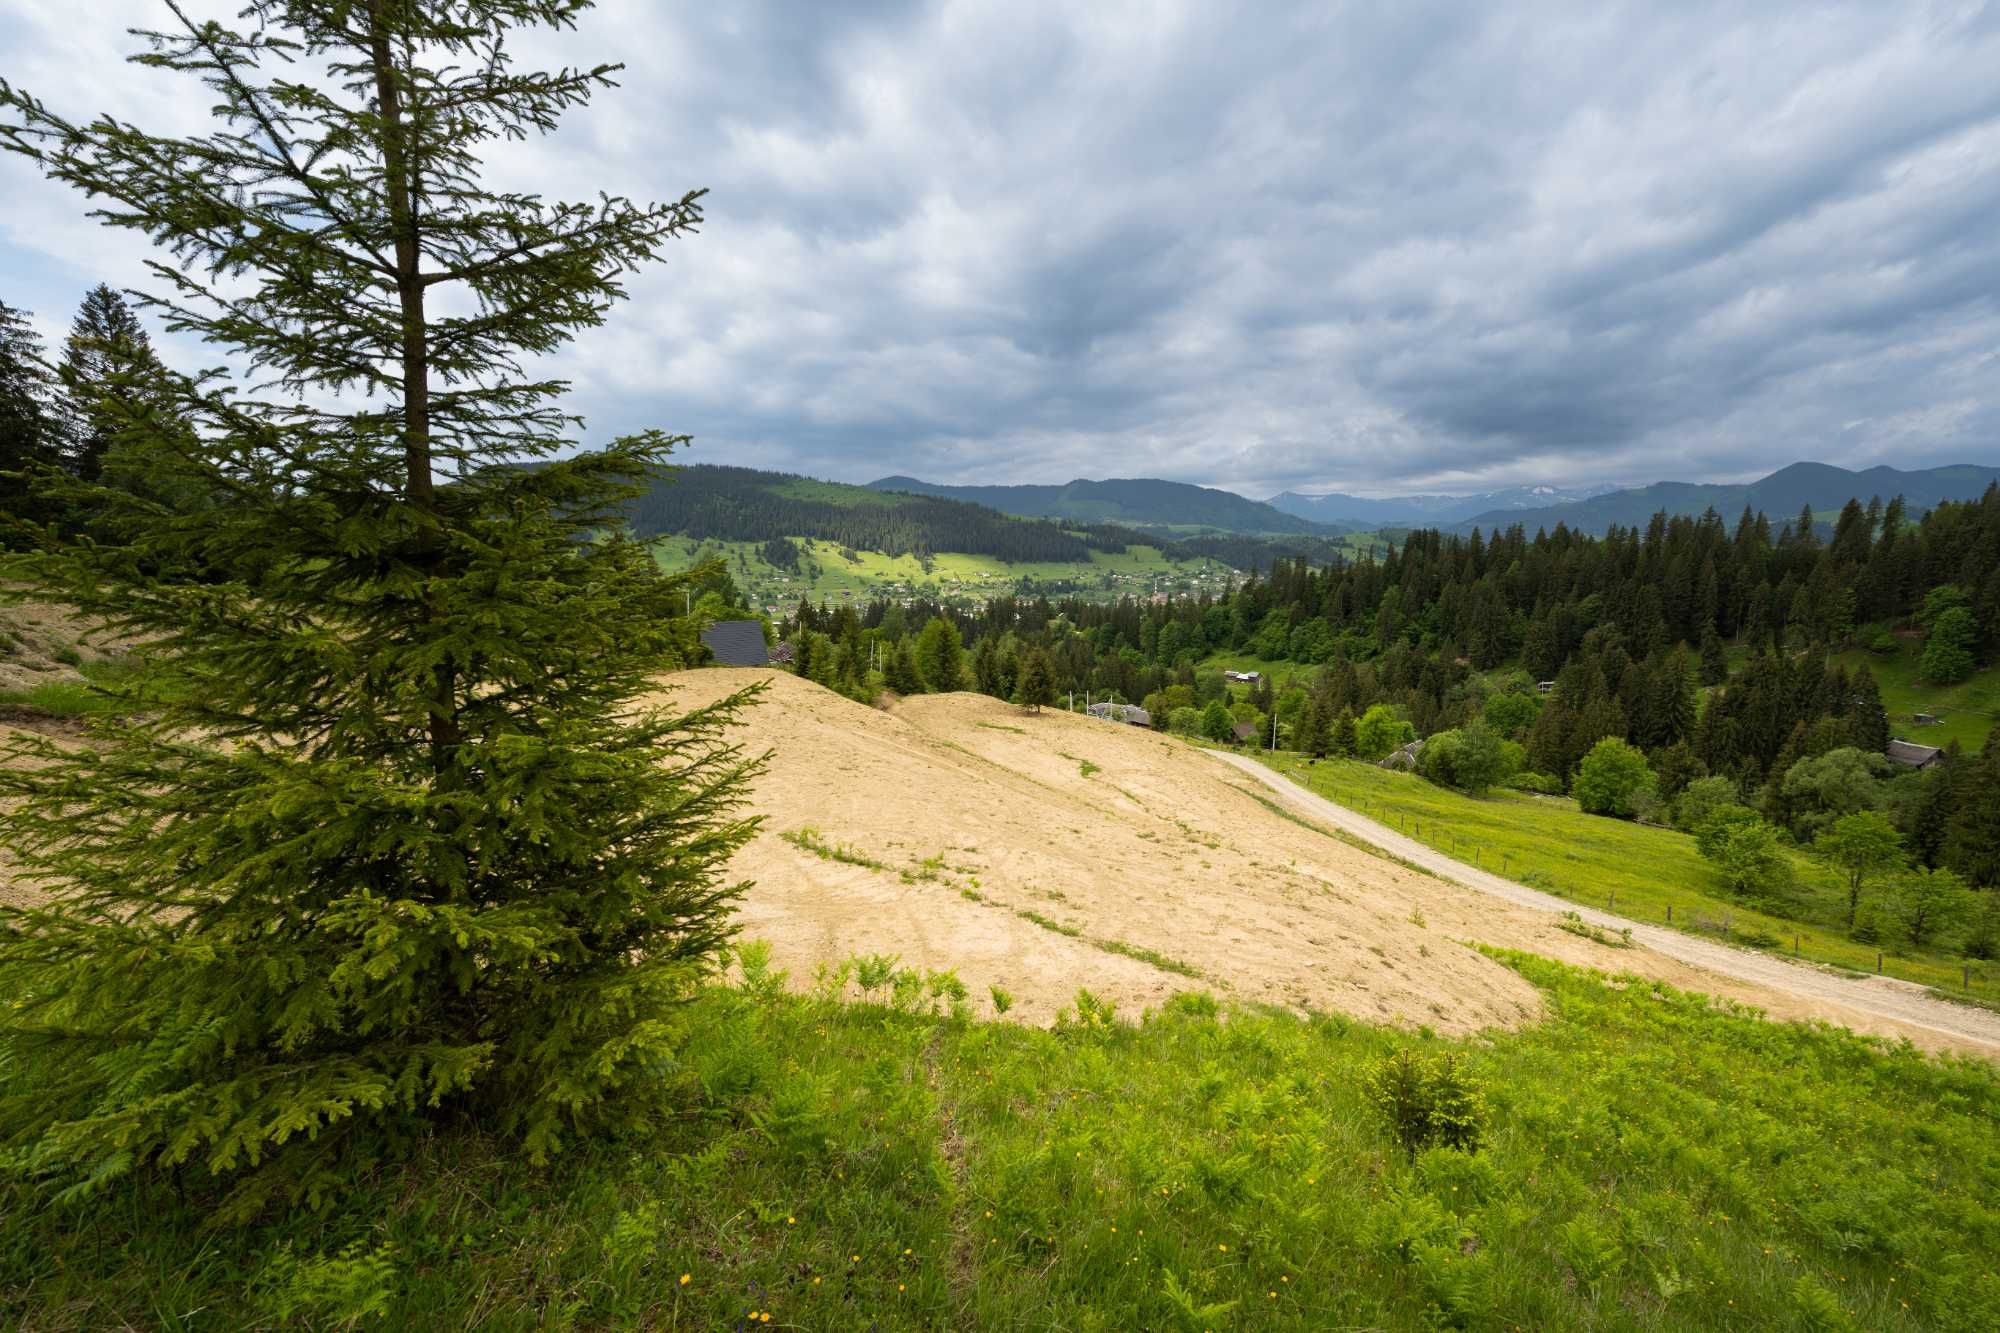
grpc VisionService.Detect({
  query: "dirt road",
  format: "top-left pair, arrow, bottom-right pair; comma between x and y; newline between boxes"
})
1211,750 -> 2000,1055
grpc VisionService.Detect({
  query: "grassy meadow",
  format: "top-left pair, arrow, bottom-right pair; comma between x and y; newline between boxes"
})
3,950 -> 1996,1330
1832,636 -> 1998,755
650,535 -> 1236,609
1253,753 -> 1994,998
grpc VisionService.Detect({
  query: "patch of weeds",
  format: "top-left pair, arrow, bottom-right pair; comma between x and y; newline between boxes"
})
1091,937 -> 1203,979
988,984 -> 1014,1015
1554,911 -> 1632,949
1016,909 -> 1082,938
1408,906 -> 1427,929
977,722 -> 1027,735
780,826 -> 889,871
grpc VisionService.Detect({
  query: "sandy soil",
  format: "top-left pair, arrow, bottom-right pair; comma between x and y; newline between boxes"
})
1214,750 -> 2000,1057
0,595 -> 133,695
650,670 -> 1999,1054
7,658 -> 1990,1057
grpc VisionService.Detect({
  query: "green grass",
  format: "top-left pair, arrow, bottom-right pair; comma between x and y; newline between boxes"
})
1090,936 -> 1205,979
1015,908 -> 1084,938
780,825 -> 889,872
0,657 -> 147,719
7,952 -> 1997,1329
1833,634 -> 1998,754
1195,650 -> 1310,690
1254,753 -> 1995,996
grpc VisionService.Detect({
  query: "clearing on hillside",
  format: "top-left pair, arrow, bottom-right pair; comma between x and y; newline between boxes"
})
662,669 -> 1992,1052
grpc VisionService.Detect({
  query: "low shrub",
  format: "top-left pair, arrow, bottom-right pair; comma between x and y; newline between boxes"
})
1363,1048 -> 1488,1157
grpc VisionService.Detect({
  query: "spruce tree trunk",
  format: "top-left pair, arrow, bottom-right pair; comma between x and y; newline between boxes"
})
367,2 -> 461,773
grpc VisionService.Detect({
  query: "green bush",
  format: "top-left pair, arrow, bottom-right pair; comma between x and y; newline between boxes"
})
1574,738 -> 1653,819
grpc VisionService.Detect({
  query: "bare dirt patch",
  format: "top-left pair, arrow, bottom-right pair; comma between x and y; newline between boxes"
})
654,671 -> 1698,1034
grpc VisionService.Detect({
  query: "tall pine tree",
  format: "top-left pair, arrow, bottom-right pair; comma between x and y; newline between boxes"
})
0,1 -> 761,1219
61,283 -> 167,483
0,298 -> 73,542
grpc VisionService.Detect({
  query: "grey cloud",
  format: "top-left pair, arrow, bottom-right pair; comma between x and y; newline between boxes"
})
3,0 -> 1998,500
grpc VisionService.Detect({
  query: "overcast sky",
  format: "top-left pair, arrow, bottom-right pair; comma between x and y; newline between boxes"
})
4,1 -> 1999,499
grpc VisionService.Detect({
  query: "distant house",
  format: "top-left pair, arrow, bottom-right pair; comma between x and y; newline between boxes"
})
1086,701 -> 1151,727
1379,739 -> 1425,772
1231,721 -> 1259,745
769,641 -> 796,665
700,620 -> 770,667
1223,670 -> 1261,683
1913,712 -> 1942,726
1886,738 -> 1944,770
1536,680 -> 1555,695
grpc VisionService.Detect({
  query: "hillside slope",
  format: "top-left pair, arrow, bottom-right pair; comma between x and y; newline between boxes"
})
869,474 -> 1340,535
657,670 -> 1986,1051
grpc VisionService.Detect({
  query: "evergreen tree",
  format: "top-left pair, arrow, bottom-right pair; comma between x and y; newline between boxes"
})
0,2 -> 759,1218
60,283 -> 165,483
1332,706 -> 1358,758
1013,647 -> 1056,713
1846,666 -> 1888,754
1295,694 -> 1331,758
914,616 -> 965,692
1907,742 -> 1960,868
1699,625 -> 1729,686
883,638 -> 924,695
972,634 -> 1004,697
1943,743 -> 2000,888
0,298 -> 72,541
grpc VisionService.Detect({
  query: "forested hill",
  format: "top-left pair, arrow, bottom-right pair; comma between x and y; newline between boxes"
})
1454,462 -> 2000,535
867,475 -> 1342,535
625,464 -> 1120,563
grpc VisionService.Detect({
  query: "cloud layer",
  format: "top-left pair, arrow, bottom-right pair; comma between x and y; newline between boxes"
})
4,0 -> 1998,497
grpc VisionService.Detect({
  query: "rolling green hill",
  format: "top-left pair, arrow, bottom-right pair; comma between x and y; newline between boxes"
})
653,535 -> 1238,609
868,474 -> 1346,536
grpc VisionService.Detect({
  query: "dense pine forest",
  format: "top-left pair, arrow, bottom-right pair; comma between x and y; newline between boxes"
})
781,488 -> 2000,892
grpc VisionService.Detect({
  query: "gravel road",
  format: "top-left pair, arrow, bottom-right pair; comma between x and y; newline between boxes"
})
1210,750 -> 2000,1055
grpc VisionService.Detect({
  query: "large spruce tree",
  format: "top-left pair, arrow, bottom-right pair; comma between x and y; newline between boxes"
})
0,1 -> 761,1218
60,282 -> 169,484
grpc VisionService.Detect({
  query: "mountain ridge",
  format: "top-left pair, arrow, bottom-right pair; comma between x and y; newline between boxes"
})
1265,483 -> 1620,527
1449,461 -> 2000,534
866,474 -> 1343,536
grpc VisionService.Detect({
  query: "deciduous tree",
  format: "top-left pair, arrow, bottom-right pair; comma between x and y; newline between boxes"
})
1817,811 -> 1905,928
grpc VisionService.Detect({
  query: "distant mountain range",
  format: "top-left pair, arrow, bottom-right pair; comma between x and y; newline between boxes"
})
1446,462 -> 2000,534
867,475 -> 1341,536
1265,483 -> 1621,528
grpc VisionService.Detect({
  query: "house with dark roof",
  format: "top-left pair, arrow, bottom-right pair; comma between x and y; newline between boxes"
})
1086,701 -> 1151,727
1886,738 -> 1944,769
699,620 -> 770,667
1231,721 -> 1259,745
